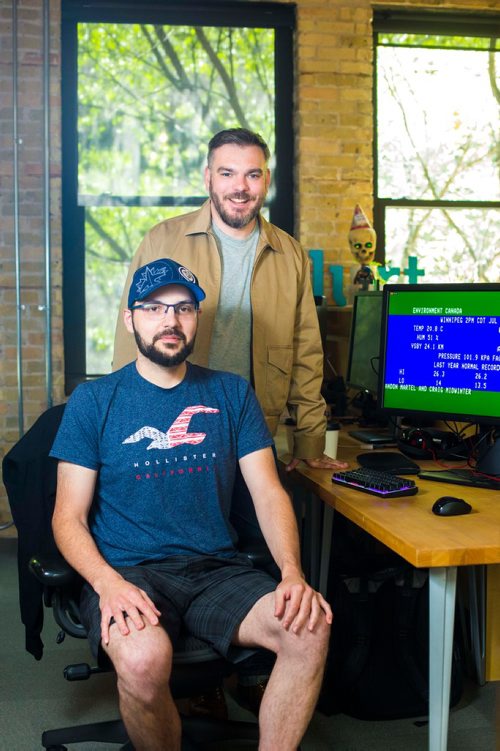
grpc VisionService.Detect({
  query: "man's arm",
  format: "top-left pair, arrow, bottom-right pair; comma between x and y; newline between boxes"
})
285,247 -> 348,472
239,447 -> 332,634
52,461 -> 160,644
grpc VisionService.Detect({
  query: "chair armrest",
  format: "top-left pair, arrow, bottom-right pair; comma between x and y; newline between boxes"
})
238,539 -> 280,581
29,554 -> 87,640
29,554 -> 76,588
239,539 -> 272,568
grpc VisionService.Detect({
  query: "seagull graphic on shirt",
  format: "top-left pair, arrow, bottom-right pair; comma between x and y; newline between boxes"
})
122,405 -> 220,450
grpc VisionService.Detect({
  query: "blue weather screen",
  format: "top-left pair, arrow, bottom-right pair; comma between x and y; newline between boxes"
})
385,314 -> 500,394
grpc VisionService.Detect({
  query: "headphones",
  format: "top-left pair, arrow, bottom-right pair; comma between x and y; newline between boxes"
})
397,427 -> 463,459
397,428 -> 435,458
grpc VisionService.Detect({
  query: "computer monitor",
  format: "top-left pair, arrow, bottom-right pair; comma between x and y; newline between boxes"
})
378,283 -> 500,484
346,291 -> 383,397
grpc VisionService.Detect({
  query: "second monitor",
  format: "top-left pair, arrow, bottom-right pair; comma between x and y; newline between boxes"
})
346,290 -> 383,397
345,290 -> 394,442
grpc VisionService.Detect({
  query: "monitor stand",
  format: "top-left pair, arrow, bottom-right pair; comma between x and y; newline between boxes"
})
352,390 -> 388,427
476,430 -> 500,476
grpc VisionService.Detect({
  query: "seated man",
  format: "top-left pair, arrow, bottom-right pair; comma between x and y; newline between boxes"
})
51,258 -> 331,751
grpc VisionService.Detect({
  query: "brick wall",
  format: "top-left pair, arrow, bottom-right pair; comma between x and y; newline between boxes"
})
0,0 -> 496,531
0,0 -> 63,533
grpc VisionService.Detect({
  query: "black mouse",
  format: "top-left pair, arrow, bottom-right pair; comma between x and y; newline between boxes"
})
432,496 -> 472,516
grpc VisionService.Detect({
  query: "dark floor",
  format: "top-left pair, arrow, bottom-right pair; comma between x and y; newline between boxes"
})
1,535 -> 497,750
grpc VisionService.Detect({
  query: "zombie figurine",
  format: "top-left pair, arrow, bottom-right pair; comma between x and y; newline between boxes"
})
348,204 -> 376,290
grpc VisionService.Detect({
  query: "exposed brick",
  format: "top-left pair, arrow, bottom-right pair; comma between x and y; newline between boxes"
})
21,51 -> 59,66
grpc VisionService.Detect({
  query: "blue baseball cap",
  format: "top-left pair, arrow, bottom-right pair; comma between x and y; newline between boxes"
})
128,258 -> 206,308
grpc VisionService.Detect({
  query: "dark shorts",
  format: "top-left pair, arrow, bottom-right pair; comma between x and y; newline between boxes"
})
80,554 -> 276,660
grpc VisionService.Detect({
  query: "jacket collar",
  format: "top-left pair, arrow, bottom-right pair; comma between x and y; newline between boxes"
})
185,199 -> 284,255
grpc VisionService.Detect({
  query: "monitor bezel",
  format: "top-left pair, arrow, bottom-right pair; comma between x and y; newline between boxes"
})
345,289 -> 384,395
377,282 -> 500,427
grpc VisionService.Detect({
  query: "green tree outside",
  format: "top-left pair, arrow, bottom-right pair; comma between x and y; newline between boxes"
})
77,22 -> 275,373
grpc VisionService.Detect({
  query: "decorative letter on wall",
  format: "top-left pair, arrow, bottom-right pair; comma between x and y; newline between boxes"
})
308,249 -> 425,307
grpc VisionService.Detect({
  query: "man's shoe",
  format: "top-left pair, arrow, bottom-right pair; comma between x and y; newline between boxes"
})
188,685 -> 228,721
235,680 -> 267,716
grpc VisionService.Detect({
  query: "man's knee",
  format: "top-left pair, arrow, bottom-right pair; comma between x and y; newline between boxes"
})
279,617 -> 330,665
109,625 -> 174,689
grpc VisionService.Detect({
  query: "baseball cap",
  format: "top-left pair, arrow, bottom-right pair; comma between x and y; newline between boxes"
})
127,258 -> 206,308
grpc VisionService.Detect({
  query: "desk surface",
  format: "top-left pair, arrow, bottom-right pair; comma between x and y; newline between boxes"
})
282,441 -> 500,570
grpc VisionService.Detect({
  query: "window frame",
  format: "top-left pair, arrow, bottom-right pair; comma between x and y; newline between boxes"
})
61,0 -> 296,391
373,9 -> 500,265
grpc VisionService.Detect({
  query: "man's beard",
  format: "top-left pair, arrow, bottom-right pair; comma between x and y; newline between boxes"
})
133,325 -> 195,367
209,179 -> 265,230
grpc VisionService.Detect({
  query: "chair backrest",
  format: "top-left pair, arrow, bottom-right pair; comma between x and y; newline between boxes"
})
2,404 -> 66,658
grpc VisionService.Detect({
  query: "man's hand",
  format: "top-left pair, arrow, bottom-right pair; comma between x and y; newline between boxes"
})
285,454 -> 349,472
96,574 -> 161,646
274,573 -> 333,635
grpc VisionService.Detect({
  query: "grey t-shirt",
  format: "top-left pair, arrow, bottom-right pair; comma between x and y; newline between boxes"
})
208,222 -> 259,381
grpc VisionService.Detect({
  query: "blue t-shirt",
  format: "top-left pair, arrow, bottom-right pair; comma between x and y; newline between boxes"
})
50,363 -> 273,566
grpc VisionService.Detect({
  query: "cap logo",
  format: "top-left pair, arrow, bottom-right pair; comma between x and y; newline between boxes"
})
179,266 -> 196,284
135,265 -> 169,297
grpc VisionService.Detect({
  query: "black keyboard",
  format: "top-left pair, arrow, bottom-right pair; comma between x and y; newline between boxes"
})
419,468 -> 500,491
332,467 -> 419,498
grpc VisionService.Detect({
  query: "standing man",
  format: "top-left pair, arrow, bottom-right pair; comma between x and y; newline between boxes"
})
113,128 -> 347,473
51,259 -> 331,751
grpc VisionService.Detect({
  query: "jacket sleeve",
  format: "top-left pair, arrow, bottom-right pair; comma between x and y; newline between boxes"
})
287,250 -> 327,459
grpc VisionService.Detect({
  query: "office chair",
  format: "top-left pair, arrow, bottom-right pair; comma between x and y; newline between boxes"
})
3,405 -> 270,750
29,550 -> 262,751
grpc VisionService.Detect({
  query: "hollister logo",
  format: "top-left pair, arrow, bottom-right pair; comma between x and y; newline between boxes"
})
122,405 -> 220,450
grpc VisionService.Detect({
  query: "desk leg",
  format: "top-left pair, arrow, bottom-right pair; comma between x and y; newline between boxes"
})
429,566 -> 457,751
292,486 -> 321,589
306,491 -> 322,590
318,505 -> 334,597
468,565 -> 486,686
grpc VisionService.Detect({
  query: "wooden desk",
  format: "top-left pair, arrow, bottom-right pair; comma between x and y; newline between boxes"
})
281,445 -> 500,751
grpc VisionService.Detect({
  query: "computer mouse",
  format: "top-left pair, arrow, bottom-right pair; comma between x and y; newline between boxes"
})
432,496 -> 472,516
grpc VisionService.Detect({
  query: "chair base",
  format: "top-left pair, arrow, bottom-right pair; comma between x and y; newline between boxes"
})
42,718 -> 128,748
42,714 -> 259,750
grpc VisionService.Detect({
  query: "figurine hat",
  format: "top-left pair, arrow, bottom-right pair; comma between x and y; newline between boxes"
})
349,204 -> 372,231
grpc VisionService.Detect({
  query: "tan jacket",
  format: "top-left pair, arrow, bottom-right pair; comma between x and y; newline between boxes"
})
113,201 -> 326,458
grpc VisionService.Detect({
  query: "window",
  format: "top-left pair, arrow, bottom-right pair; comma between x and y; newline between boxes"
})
62,0 -> 295,390
374,11 -> 499,284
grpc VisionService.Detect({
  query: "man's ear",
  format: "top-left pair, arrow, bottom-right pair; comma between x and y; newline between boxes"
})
265,168 -> 271,190
123,308 -> 134,334
203,165 -> 210,192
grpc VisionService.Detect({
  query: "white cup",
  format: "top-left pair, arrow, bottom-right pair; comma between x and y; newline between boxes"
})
325,422 -> 340,459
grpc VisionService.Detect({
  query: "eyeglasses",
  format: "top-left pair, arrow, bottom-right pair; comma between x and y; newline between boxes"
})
130,300 -> 198,319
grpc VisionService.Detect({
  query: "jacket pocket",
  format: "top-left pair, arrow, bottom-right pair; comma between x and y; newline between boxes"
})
263,346 -> 293,415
